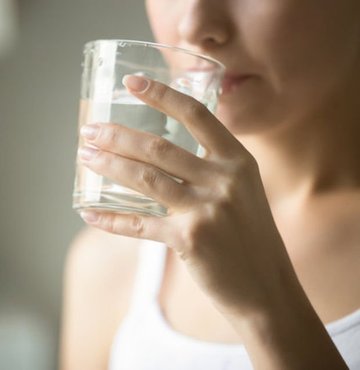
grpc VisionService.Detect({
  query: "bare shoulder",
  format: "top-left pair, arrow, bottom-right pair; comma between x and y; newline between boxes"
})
66,225 -> 141,281
60,226 -> 142,370
64,226 -> 141,314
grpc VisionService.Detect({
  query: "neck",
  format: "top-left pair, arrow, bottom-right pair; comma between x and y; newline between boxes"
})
238,108 -> 360,206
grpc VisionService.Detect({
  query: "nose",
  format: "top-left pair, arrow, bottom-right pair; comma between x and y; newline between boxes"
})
177,0 -> 232,51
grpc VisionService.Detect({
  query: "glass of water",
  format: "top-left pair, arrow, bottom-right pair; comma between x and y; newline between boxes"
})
73,39 -> 225,217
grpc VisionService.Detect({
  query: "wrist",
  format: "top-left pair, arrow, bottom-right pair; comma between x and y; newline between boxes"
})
222,267 -> 309,336
220,273 -> 348,369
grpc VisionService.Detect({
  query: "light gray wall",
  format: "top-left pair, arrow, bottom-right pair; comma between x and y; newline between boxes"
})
0,1 -> 152,368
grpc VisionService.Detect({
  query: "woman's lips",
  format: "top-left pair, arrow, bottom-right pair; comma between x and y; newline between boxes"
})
185,67 -> 254,94
221,74 -> 253,94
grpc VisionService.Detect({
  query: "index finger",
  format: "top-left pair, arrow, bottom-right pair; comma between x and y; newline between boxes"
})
122,75 -> 242,157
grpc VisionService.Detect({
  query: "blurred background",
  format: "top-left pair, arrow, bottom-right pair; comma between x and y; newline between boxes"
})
0,0 -> 152,368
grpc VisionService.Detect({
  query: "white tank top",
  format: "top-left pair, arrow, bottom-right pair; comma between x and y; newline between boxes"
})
108,240 -> 360,370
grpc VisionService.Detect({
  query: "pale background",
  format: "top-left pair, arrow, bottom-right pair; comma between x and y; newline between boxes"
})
0,0 -> 152,369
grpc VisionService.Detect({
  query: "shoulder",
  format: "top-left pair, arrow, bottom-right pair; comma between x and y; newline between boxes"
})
64,226 -> 141,314
66,225 -> 141,283
60,226 -> 142,370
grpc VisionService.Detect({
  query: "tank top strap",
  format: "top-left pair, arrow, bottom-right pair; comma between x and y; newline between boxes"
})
127,239 -> 167,313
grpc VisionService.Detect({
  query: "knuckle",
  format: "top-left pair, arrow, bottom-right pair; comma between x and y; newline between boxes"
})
200,200 -> 232,228
180,215 -> 208,251
130,214 -> 145,237
231,155 -> 258,180
99,213 -> 145,238
211,197 -> 234,220
217,176 -> 238,201
97,151 -> 111,168
100,125 -> 120,147
183,101 -> 208,122
101,214 -> 117,234
212,156 -> 260,209
147,137 -> 171,160
150,83 -> 169,102
140,167 -> 159,188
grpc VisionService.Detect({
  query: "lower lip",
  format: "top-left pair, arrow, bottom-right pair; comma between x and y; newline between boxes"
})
221,75 -> 253,95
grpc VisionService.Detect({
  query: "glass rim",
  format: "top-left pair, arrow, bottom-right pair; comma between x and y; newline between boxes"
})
84,39 -> 226,71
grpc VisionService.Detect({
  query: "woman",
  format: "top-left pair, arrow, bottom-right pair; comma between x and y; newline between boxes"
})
60,0 -> 360,369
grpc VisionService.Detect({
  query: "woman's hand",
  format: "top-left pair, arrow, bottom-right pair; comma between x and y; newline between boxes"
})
78,74 -> 295,316
78,75 -> 350,369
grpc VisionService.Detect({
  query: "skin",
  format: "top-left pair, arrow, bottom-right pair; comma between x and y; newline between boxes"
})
61,0 -> 360,368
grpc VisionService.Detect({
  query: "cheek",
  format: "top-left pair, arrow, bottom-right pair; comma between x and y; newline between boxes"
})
239,1 -> 360,121
145,0 -> 179,45
255,2 -> 358,85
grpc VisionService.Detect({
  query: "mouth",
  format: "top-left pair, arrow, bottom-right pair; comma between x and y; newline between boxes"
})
184,67 -> 254,95
221,74 -> 253,95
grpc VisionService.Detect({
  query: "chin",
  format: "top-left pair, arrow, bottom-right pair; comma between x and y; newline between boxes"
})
215,102 -> 266,137
215,94 -> 289,137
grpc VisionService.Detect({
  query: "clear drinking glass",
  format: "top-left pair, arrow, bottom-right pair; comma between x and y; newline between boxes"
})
72,39 -> 225,217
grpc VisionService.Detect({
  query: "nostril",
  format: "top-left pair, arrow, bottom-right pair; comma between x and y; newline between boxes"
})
177,14 -> 230,49
204,36 -> 224,48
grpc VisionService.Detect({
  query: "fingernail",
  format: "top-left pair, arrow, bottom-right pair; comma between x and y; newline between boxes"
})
78,146 -> 99,161
122,75 -> 150,93
80,124 -> 100,140
80,210 -> 99,223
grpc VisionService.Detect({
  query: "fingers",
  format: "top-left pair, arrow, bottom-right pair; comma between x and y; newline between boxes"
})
80,123 -> 210,184
122,75 -> 242,157
78,146 -> 194,210
80,210 -> 170,242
